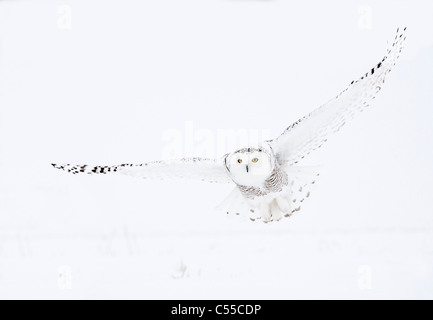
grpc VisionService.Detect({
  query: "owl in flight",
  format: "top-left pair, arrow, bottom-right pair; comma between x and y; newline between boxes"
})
53,28 -> 407,223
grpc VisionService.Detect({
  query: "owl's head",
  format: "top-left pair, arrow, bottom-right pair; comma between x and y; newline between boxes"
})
224,145 -> 275,187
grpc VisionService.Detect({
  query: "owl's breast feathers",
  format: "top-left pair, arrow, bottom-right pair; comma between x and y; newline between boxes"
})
236,165 -> 288,199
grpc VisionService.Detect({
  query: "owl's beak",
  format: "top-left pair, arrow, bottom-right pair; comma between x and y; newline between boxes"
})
245,165 -> 249,173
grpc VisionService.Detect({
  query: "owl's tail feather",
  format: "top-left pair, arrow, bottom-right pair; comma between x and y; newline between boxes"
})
278,165 -> 321,218
255,166 -> 320,223
216,187 -> 295,223
217,166 -> 320,223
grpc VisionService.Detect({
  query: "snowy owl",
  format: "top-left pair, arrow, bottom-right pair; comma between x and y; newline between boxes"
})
53,28 -> 407,223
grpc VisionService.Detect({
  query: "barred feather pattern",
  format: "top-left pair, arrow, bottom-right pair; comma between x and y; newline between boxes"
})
51,163 -> 135,175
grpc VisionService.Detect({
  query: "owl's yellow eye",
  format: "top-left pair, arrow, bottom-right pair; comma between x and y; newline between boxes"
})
237,159 -> 242,164
252,158 -> 259,163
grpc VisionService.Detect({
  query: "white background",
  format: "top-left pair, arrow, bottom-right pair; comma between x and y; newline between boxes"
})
0,0 -> 432,299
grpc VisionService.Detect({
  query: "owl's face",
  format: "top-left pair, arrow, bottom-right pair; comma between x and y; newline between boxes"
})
225,147 -> 274,187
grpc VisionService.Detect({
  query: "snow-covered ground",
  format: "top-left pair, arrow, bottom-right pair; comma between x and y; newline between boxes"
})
0,0 -> 432,299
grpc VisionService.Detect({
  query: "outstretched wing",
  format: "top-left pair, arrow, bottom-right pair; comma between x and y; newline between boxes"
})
268,27 -> 407,166
52,158 -> 232,184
